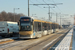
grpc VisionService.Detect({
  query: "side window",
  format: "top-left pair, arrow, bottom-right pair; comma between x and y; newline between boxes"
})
48,23 -> 50,30
53,24 -> 55,29
33,22 -> 41,32
44,23 -> 46,30
42,23 -> 44,31
38,22 -> 41,31
49,23 -> 51,30
52,24 -> 53,29
55,24 -> 56,29
34,22 -> 38,32
42,23 -> 48,30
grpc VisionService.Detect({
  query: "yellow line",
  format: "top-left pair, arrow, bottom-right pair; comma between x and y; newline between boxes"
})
0,40 -> 14,44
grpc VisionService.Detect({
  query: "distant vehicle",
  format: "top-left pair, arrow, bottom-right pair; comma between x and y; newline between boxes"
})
18,16 -> 60,39
0,21 -> 19,37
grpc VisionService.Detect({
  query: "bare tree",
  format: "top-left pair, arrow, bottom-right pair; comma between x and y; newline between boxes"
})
0,11 -> 25,22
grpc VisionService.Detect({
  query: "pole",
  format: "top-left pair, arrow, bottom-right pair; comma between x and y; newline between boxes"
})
28,0 -> 30,16
60,15 -> 61,26
50,12 -> 52,21
74,15 -> 75,25
56,13 -> 57,22
14,8 -> 15,22
49,6 -> 50,21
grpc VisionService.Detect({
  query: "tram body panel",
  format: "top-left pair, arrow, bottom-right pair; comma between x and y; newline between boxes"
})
56,29 -> 59,32
36,31 -> 43,38
43,30 -> 48,35
47,30 -> 53,34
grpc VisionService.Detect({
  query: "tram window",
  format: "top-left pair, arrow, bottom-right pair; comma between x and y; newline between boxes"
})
48,24 -> 50,30
57,25 -> 58,28
45,26 -> 46,30
56,25 -> 57,28
42,23 -> 48,30
48,26 -> 50,30
45,23 -> 47,30
55,24 -> 56,29
42,23 -> 44,31
50,24 -> 52,29
52,24 -> 53,29
34,22 -> 38,32
53,24 -> 55,29
57,25 -> 59,28
42,23 -> 45,30
38,22 -> 41,31
47,23 -> 49,30
54,24 -> 55,29
20,25 -> 31,31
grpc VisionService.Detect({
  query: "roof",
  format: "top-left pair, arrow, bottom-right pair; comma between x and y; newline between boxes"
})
20,16 -> 59,24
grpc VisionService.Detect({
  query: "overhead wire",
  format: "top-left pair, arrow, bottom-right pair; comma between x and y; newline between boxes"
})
42,0 -> 57,13
52,0 -> 63,13
30,0 -> 47,11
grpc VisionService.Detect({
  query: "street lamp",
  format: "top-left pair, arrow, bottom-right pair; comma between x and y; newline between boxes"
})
13,8 -> 20,22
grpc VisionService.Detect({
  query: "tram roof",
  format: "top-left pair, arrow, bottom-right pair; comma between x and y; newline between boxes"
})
20,16 -> 58,24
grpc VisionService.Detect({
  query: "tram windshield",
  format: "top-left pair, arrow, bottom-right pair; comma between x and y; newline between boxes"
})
21,25 -> 31,31
20,18 -> 32,31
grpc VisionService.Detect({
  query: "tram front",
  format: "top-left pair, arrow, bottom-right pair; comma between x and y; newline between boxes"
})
19,17 -> 33,38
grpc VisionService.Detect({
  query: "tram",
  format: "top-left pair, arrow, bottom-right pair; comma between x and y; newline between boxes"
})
18,16 -> 60,38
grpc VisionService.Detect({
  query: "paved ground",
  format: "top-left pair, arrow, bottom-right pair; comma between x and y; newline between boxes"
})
0,29 -> 69,50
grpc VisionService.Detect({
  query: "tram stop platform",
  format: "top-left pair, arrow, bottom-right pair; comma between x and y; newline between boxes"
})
54,29 -> 73,50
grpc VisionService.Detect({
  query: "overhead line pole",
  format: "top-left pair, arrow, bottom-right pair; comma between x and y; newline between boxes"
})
44,6 -> 55,21
60,15 -> 61,26
56,13 -> 58,22
28,0 -> 30,16
49,6 -> 50,20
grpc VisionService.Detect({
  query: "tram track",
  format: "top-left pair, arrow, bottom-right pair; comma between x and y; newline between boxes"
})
0,29 -> 69,50
44,31 -> 68,50
23,29 -> 69,50
24,34 -> 61,50
45,29 -> 71,50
